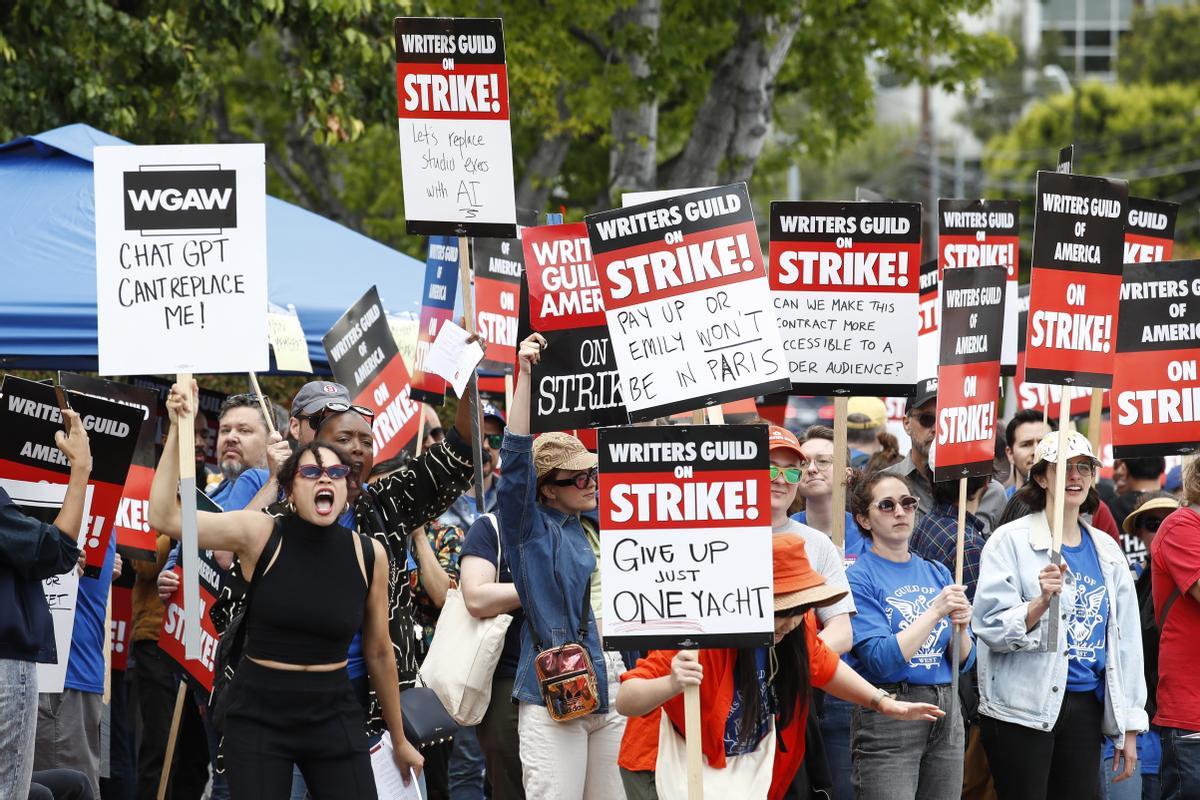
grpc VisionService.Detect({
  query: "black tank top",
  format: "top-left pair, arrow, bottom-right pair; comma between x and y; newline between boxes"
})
244,514 -> 373,665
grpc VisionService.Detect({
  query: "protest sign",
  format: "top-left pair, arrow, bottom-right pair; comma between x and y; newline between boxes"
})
1124,197 -> 1179,264
1111,260 -> 1200,458
1014,284 -> 1095,415
324,287 -> 421,462
933,266 -> 1007,481
388,312 -> 421,374
0,477 -> 91,692
471,235 -> 523,372
769,200 -> 922,395
394,17 -> 516,238
425,319 -> 486,396
110,567 -> 135,671
917,259 -> 939,379
0,375 -> 142,574
587,184 -> 790,421
1024,171 -> 1128,388
129,377 -> 224,470
412,236 -> 460,404
521,222 -> 628,432
94,144 -> 268,376
60,374 -> 159,561
267,303 -> 313,373
937,199 -> 1020,374
598,424 -> 773,650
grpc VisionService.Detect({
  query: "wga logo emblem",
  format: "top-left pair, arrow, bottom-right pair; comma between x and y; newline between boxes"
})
123,165 -> 237,236
886,591 -> 947,670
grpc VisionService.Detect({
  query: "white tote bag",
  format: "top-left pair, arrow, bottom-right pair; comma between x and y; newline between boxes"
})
654,708 -> 776,800
418,514 -> 513,726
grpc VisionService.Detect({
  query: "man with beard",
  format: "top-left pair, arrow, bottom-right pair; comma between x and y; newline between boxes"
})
205,394 -> 271,506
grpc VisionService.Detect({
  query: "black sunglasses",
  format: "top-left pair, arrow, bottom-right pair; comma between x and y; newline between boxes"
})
306,402 -> 375,430
297,463 -> 352,480
485,433 -> 503,449
910,412 -> 936,428
551,466 -> 599,489
874,496 -> 919,513
1139,515 -> 1166,533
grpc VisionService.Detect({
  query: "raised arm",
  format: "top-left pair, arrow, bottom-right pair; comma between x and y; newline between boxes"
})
52,408 -> 93,542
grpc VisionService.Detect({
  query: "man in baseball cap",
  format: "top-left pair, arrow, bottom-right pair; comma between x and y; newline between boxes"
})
882,378 -> 939,516
440,401 -> 506,530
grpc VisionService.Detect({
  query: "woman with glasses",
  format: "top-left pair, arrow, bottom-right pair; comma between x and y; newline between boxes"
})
497,333 -> 625,799
973,432 -> 1146,800
844,471 -> 974,800
149,382 -> 422,798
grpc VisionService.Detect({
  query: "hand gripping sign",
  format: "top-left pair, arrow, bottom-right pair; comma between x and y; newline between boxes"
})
521,222 -> 628,432
769,201 -> 922,396
1111,260 -> 1200,458
1024,171 -> 1128,388
394,17 -> 516,238
933,266 -> 1007,482
586,184 -> 791,422
598,424 -> 773,650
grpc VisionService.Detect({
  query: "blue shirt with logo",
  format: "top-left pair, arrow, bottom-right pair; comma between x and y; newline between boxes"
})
1062,528 -> 1109,692
846,548 -> 973,685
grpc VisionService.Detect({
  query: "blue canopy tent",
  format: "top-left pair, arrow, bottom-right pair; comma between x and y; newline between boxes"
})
0,123 -> 426,373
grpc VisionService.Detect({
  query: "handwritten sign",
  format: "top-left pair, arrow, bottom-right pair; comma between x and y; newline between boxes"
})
267,303 -> 313,373
936,199 -> 1020,375
388,312 -> 421,374
1025,171 -> 1128,388
94,144 -> 268,376
323,287 -> 421,462
1111,260 -> 1200,458
521,222 -> 628,432
587,184 -> 790,421
769,201 -> 921,395
598,425 -> 773,650
394,17 -> 516,238
933,266 -> 1007,481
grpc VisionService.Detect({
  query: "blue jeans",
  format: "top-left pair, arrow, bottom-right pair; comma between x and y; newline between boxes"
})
448,726 -> 485,799
0,658 -> 38,800
819,692 -> 855,800
1098,755 -> 1143,800
1160,727 -> 1200,800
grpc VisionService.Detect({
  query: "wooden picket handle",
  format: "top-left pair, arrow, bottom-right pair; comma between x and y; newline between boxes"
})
157,682 -> 189,800
685,682 -> 703,799
830,396 -> 849,550
1045,391 -> 1071,651
248,371 -> 277,437
459,235 -> 487,513
414,409 -> 427,458
1087,388 -> 1103,454
949,476 -> 968,721
175,372 -> 202,660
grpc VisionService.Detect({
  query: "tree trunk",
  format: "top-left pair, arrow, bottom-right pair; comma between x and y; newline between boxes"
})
607,0 -> 661,204
661,6 -> 802,189
515,90 -> 573,214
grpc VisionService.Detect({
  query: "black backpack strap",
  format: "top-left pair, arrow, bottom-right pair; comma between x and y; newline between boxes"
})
577,577 -> 593,643
358,533 -> 376,590
1157,587 -> 1183,629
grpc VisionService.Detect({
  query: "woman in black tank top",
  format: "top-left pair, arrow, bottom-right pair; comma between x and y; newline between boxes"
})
149,381 -> 423,798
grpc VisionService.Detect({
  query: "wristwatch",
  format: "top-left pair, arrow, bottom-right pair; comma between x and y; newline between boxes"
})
870,687 -> 895,711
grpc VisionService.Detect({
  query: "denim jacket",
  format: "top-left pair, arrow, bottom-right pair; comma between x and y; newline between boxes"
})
497,432 -> 610,710
972,511 -> 1148,745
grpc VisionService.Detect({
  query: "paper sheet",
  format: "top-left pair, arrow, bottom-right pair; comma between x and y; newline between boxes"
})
425,320 -> 485,397
370,732 -> 424,800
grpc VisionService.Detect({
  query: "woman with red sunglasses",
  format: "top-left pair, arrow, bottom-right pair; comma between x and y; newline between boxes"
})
844,471 -> 974,800
150,382 -> 421,799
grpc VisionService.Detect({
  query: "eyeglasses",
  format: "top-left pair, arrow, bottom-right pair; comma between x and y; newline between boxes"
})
799,456 -> 834,472
426,426 -> 444,441
297,464 -> 352,480
1053,461 -> 1095,477
305,402 -> 375,430
551,467 -> 599,489
1139,515 -> 1167,533
770,466 -> 802,484
485,433 -> 504,449
910,412 -> 936,428
874,496 -> 919,514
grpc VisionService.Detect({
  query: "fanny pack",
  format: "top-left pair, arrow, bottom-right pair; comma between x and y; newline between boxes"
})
528,578 -> 599,722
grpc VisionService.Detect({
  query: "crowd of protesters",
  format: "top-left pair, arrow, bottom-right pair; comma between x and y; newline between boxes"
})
2,335 -> 1199,800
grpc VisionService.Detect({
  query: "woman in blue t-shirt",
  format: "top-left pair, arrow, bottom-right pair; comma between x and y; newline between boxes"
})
972,432 -> 1146,800
845,471 -> 974,800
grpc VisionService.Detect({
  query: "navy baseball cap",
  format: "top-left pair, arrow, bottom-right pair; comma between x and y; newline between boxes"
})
291,381 -> 352,418
481,402 -> 506,425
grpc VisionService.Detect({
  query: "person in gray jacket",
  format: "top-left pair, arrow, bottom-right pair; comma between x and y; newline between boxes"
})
972,431 -> 1146,800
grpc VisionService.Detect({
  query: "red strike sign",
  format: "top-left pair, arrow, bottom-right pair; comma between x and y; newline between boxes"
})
524,225 -> 605,330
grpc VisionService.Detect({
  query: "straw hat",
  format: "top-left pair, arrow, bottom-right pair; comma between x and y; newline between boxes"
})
1121,495 -> 1180,536
773,535 -> 848,612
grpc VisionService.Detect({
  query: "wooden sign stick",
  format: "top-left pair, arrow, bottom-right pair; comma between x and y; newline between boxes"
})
248,371 -> 277,437
949,476 -> 968,722
414,411 -> 427,458
1087,388 -> 1103,454
1045,391 -> 1071,651
459,235 -> 487,514
685,683 -> 704,800
156,682 -> 189,800
175,372 -> 202,659
831,396 -> 849,551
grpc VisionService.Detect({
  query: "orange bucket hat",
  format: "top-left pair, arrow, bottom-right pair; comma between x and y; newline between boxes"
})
773,535 -> 848,612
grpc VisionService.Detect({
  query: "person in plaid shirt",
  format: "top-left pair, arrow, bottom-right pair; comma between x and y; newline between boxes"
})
909,470 -> 989,602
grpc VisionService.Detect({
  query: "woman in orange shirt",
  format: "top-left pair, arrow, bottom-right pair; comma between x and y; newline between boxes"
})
616,535 -> 943,799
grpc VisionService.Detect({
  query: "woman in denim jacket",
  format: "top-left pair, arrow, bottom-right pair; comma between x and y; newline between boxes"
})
496,333 -> 626,799
973,431 -> 1147,800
